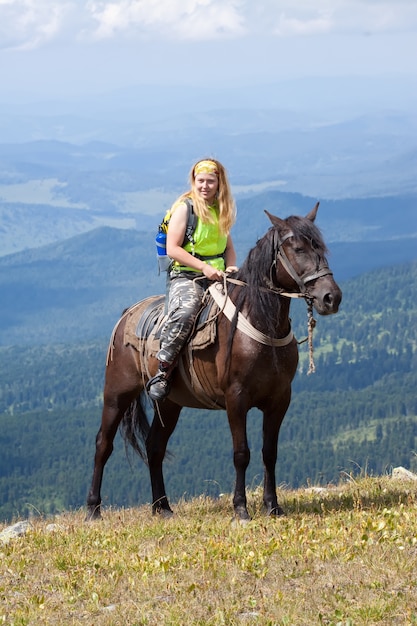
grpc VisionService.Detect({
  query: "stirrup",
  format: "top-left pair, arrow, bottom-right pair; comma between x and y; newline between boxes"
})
146,372 -> 171,401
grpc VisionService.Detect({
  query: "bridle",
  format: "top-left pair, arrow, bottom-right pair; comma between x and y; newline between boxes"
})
211,227 -> 334,374
266,228 -> 336,374
270,229 -> 334,298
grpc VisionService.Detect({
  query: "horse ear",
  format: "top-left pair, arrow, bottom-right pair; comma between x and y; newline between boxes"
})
305,202 -> 320,222
264,210 -> 286,229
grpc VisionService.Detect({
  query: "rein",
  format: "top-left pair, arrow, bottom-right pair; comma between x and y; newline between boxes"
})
272,229 -> 333,374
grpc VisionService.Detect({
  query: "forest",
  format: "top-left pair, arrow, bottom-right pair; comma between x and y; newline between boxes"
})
0,259 -> 416,522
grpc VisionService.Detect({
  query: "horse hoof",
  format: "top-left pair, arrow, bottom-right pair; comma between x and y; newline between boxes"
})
232,506 -> 251,525
268,506 -> 285,517
152,506 -> 174,518
85,507 -> 102,522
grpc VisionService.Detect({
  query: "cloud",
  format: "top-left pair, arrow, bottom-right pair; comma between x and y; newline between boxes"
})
0,0 -> 416,52
0,0 -> 74,51
85,0 -> 246,41
274,13 -> 332,37
269,1 -> 417,37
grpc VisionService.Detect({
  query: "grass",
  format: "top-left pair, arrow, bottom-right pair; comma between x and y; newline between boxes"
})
1,476 -> 417,625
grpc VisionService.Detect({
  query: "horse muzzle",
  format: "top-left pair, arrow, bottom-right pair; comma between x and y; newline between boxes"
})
310,282 -> 342,315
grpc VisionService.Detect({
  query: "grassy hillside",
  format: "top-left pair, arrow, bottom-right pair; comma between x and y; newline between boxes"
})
1,476 -> 417,625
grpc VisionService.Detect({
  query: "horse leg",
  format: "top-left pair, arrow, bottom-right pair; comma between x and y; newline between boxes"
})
86,392 -> 138,520
262,402 -> 289,517
225,398 -> 251,521
85,398 -> 124,520
86,343 -> 140,521
146,399 -> 182,516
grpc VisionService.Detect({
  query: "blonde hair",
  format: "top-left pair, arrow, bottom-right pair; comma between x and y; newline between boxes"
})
172,158 -> 236,236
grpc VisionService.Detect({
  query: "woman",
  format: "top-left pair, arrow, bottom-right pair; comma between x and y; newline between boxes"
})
147,158 -> 238,401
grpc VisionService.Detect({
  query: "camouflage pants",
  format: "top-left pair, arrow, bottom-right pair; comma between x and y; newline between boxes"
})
157,274 -> 208,364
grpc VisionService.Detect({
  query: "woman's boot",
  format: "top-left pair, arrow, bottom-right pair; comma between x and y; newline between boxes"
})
146,361 -> 173,401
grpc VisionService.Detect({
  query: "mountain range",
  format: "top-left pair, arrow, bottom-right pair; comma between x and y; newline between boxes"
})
0,96 -> 415,366
0,192 -> 417,345
1,100 -> 417,257
1,76 -> 417,521
0,184 -> 416,347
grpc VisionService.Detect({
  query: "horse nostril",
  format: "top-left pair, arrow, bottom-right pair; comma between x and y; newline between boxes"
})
324,290 -> 342,310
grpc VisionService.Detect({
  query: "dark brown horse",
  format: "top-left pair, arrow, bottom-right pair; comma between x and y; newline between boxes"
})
86,204 -> 342,521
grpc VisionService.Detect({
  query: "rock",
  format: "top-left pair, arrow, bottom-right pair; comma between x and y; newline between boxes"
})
305,487 -> 329,494
0,520 -> 31,544
392,466 -> 417,482
45,523 -> 65,533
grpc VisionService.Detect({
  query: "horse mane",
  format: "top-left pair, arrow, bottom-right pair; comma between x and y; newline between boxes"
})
227,214 -> 328,345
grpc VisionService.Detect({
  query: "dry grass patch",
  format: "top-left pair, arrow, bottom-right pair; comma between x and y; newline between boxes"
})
1,476 -> 417,625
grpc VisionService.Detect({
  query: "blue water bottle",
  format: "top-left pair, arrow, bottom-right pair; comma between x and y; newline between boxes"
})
156,229 -> 171,272
156,229 -> 167,257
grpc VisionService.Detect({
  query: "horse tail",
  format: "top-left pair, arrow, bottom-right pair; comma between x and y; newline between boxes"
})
119,393 -> 150,465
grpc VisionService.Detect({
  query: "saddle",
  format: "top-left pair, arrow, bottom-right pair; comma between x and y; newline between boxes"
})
123,293 -> 218,359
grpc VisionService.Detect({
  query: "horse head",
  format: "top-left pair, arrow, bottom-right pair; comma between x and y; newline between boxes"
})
265,203 -> 342,315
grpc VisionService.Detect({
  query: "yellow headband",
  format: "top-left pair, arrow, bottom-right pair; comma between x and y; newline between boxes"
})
194,160 -> 218,176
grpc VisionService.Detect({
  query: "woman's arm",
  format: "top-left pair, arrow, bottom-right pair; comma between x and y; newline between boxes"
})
224,235 -> 238,272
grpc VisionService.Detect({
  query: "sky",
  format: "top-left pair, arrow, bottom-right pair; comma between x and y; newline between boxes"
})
0,0 -> 416,101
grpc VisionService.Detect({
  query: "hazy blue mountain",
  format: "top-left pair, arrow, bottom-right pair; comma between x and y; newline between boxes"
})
0,214 -> 416,346
0,108 -> 416,198
233,191 -> 417,244
2,75 -> 416,138
1,171 -> 416,256
0,85 -> 416,257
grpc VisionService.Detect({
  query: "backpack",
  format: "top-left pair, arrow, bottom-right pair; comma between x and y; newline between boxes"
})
155,197 -> 197,272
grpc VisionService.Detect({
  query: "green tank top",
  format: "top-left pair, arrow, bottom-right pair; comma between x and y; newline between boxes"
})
172,204 -> 227,273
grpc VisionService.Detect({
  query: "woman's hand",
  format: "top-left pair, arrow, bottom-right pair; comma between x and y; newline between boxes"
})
225,265 -> 238,273
202,263 -> 224,281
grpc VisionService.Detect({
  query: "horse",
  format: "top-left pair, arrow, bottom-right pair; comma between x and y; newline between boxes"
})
86,203 -> 342,521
